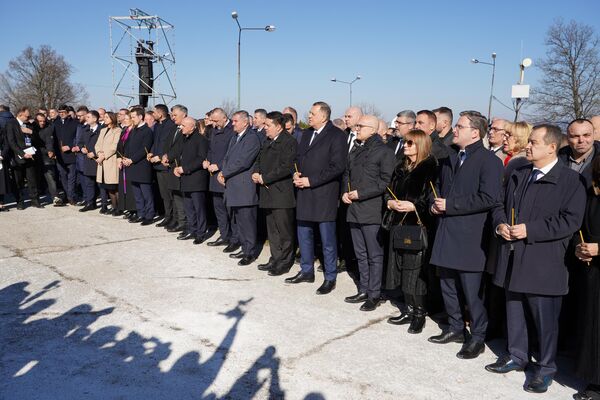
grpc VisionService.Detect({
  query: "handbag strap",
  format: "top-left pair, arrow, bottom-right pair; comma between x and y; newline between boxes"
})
399,208 -> 422,226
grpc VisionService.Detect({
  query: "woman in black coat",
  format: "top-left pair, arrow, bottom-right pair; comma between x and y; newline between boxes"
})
573,156 -> 600,400
116,112 -> 137,217
383,129 -> 437,333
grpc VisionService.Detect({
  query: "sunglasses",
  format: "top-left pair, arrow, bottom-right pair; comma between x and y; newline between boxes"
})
404,140 -> 415,147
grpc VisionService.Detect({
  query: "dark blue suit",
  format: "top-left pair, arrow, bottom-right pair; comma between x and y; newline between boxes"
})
78,125 -> 100,204
152,118 -> 178,224
53,117 -> 79,201
296,121 -> 347,281
124,123 -> 154,220
221,129 -> 261,256
207,121 -> 235,241
430,140 -> 504,341
491,161 -> 586,378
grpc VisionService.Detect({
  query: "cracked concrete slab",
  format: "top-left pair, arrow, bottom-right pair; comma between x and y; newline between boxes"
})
0,206 -> 582,399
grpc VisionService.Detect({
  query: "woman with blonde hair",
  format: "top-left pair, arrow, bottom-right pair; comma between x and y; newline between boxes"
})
116,111 -> 137,218
502,121 -> 532,178
383,129 -> 438,334
95,112 -> 122,215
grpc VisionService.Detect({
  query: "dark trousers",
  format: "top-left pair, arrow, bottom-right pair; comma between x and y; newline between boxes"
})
172,190 -> 186,226
131,182 -> 155,220
212,192 -> 232,241
13,162 -> 39,203
297,220 -> 338,281
231,205 -> 258,257
183,191 -> 207,237
57,162 -> 77,201
156,171 -> 174,221
337,204 -> 356,268
439,267 -> 487,342
81,174 -> 96,204
506,290 -> 562,378
350,223 -> 384,299
42,164 -> 59,198
265,208 -> 295,267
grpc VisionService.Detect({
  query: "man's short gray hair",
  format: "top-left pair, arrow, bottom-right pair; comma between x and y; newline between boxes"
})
396,110 -> 416,122
171,104 -> 188,116
233,110 -> 250,120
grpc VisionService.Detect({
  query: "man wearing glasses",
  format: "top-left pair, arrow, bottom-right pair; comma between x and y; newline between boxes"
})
388,110 -> 416,161
488,118 -> 509,163
428,111 -> 504,360
53,104 -> 80,205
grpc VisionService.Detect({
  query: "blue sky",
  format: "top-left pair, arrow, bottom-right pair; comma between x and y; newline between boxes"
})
1,0 -> 599,122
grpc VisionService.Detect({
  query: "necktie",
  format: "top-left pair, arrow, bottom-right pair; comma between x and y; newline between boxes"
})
309,130 -> 318,146
455,150 -> 466,170
527,169 -> 541,187
348,132 -> 355,153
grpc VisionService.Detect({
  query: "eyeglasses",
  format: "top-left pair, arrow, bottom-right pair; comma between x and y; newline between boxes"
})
404,140 -> 415,147
489,127 -> 505,133
395,120 -> 413,126
454,124 -> 474,130
355,124 -> 376,130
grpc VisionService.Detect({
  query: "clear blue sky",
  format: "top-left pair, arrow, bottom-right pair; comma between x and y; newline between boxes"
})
1,0 -> 599,122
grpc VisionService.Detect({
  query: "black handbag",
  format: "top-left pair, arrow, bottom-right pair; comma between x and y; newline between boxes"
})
392,209 -> 428,251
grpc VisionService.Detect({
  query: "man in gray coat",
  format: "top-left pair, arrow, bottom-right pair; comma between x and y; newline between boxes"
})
218,110 -> 262,266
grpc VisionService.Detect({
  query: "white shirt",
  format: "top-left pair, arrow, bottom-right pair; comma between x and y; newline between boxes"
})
347,131 -> 357,153
309,124 -> 326,146
532,158 -> 559,181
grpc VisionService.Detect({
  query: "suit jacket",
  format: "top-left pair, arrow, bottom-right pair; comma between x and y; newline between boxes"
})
163,123 -> 183,190
52,117 -> 79,164
343,135 -> 395,225
35,125 -> 55,165
221,129 -> 261,207
123,123 -> 154,183
558,141 -> 600,189
429,140 -> 504,271
5,118 -> 35,166
79,125 -> 101,177
254,132 -> 297,209
431,131 -> 454,160
491,162 -> 586,295
207,121 -> 235,193
173,130 -> 210,193
296,121 -> 347,222
386,136 -> 405,164
292,126 -> 304,143
151,118 -> 177,172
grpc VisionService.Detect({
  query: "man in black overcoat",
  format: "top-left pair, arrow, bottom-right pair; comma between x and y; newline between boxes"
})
428,111 -> 503,359
53,105 -> 79,205
485,124 -> 586,394
78,111 -> 101,211
33,112 -> 62,206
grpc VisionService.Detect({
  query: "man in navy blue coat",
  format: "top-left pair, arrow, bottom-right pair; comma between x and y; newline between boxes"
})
285,101 -> 347,295
78,111 -> 101,212
485,124 -> 586,394
122,107 -> 154,225
428,111 -> 504,359
205,109 -> 236,251
218,110 -> 262,266
53,105 -> 80,205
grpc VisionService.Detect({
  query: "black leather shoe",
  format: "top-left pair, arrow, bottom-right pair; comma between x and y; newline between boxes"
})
285,272 -> 315,284
573,386 -> 600,400
207,237 -> 229,247
177,232 -> 194,240
16,202 -> 25,210
428,330 -> 465,344
344,292 -> 368,304
229,250 -> 245,259
140,219 -> 154,226
76,200 -> 86,206
360,298 -> 381,311
316,280 -> 336,295
524,376 -> 552,394
457,340 -> 485,359
167,225 -> 184,233
99,207 -> 109,215
485,355 -> 524,374
31,201 -> 44,209
223,243 -> 241,253
388,306 -> 414,325
408,308 -> 426,334
257,260 -> 274,271
156,219 -> 171,227
268,264 -> 292,276
129,216 -> 143,223
79,203 -> 93,212
238,256 -> 256,266
193,235 -> 208,245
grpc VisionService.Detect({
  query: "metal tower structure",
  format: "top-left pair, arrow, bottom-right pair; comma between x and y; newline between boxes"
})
109,8 -> 176,109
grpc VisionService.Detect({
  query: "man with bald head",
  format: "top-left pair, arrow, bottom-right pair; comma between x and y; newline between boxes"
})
591,115 -> 600,141
172,117 -> 210,243
558,118 -> 600,189
342,114 -> 394,310
416,110 -> 453,160
343,106 -> 363,153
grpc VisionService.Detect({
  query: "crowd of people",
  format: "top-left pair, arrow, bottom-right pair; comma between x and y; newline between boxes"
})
0,101 -> 599,398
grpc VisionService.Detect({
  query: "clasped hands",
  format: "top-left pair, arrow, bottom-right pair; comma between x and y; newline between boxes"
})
430,198 -> 446,214
251,173 -> 265,186
387,200 -> 415,212
576,242 -> 599,263
342,190 -> 359,204
293,172 -> 310,188
497,223 -> 528,241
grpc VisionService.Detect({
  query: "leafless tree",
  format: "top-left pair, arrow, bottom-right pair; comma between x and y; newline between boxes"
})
355,102 -> 384,120
219,98 -> 237,118
0,45 -> 88,110
532,19 -> 600,122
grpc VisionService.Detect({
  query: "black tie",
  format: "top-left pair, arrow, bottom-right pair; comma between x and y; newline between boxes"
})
455,150 -> 466,170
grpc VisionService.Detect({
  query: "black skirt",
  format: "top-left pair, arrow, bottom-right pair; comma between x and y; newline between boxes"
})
575,263 -> 600,384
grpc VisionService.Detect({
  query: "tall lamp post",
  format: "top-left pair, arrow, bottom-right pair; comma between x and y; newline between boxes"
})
471,52 -> 497,121
330,75 -> 361,107
231,11 -> 275,110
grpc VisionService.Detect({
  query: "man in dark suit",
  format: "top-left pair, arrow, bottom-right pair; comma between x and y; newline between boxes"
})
433,107 -> 457,150
33,112 -> 63,206
5,107 -> 42,209
205,108 -> 236,251
253,108 -> 268,141
387,110 -> 416,163
416,110 -> 454,160
282,106 -> 303,143
53,104 -> 79,205
286,101 -> 347,295
161,104 -> 188,232
122,107 -> 154,225
342,115 -> 395,310
485,124 -> 586,394
149,104 -> 178,228
172,117 -> 210,244
488,118 -> 509,163
252,111 -> 298,276
78,111 -> 101,212
558,118 -> 599,189
428,111 -> 504,359
73,106 -> 89,205
218,110 -> 262,266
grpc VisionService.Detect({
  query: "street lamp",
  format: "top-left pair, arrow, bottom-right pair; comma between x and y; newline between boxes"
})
471,52 -> 497,122
330,75 -> 361,107
232,11 -> 276,110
